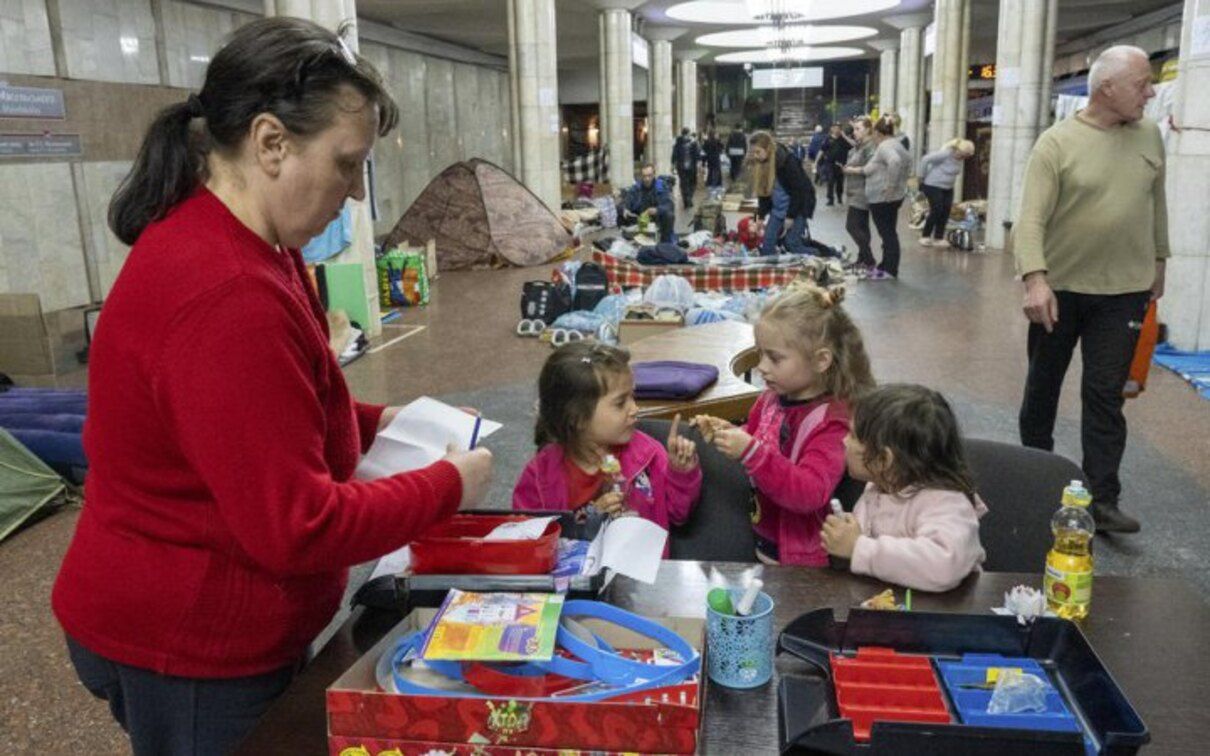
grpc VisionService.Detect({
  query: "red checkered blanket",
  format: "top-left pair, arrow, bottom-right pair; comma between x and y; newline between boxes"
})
592,250 -> 804,292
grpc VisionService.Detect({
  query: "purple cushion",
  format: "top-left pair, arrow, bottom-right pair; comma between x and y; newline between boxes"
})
632,361 -> 719,399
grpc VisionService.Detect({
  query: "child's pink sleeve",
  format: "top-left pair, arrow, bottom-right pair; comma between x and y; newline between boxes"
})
511,459 -> 548,511
742,415 -> 848,515
660,456 -> 702,526
849,492 -> 984,592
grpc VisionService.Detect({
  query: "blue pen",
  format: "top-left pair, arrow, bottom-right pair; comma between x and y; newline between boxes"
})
469,415 -> 482,450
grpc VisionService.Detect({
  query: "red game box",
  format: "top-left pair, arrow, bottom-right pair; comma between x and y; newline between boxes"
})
327,608 -> 706,754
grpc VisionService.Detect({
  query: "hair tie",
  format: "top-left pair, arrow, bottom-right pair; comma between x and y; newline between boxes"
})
185,93 -> 205,119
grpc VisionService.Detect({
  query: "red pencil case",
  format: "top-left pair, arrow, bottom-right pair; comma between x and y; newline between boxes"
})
410,515 -> 561,575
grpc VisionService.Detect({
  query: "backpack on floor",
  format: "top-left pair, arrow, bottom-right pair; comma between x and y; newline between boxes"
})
520,280 -> 573,324
947,227 -> 974,251
572,262 -> 609,312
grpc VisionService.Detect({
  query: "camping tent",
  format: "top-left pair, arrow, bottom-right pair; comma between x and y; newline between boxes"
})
0,428 -> 66,543
383,159 -> 571,271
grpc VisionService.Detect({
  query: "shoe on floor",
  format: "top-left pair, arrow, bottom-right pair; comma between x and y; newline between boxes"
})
865,268 -> 894,281
1091,503 -> 1141,534
933,239 -> 951,249
919,237 -> 934,247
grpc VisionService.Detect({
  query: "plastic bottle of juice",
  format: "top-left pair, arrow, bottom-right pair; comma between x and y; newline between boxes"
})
1043,480 -> 1095,620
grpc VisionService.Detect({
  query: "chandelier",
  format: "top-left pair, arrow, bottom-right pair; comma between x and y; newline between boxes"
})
744,1 -> 806,25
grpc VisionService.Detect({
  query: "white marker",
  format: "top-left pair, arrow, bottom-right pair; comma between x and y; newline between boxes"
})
736,578 -> 764,616
829,498 -> 844,517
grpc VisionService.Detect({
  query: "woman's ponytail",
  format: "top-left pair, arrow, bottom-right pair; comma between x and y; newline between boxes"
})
108,99 -> 204,245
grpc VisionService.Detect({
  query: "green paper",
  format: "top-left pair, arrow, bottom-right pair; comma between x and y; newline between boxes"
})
322,262 -> 371,330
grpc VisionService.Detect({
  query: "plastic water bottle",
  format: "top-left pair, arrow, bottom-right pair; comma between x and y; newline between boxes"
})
1043,481 -> 1095,620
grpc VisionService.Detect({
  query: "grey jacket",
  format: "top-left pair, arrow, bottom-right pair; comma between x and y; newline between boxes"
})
919,148 -> 964,189
844,141 -> 876,210
862,138 -> 910,204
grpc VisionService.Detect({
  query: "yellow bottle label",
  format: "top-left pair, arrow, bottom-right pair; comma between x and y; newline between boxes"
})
1044,564 -> 1092,606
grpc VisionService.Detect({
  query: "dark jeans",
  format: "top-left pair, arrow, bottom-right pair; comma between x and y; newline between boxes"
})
921,183 -> 954,239
869,199 -> 903,276
729,153 -> 744,181
676,169 -> 696,207
1019,290 -> 1151,507
706,161 -> 722,187
827,165 -> 845,204
67,636 -> 297,755
846,206 -> 874,266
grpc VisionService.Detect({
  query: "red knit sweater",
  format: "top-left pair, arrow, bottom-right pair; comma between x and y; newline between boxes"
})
52,188 -> 462,678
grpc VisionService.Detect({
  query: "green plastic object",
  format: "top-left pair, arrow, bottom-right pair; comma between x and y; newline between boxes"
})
322,262 -> 372,330
707,587 -> 735,616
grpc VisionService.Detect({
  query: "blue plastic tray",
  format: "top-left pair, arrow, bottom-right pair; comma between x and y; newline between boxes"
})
937,654 -> 1080,734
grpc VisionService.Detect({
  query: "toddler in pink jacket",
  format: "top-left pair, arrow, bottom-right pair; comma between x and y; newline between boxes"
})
822,384 -> 989,592
693,284 -> 875,566
513,342 -> 701,539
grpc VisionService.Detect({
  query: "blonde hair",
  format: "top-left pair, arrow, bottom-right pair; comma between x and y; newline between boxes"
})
760,282 -> 875,402
747,130 -> 777,198
946,138 -> 975,156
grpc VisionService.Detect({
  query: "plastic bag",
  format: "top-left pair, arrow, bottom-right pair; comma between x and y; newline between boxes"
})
376,247 -> 429,307
987,670 -> 1049,714
642,275 -> 695,312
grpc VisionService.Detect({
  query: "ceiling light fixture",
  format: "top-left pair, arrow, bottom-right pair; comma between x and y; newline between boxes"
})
714,45 -> 865,64
696,25 -> 878,48
667,0 -> 903,25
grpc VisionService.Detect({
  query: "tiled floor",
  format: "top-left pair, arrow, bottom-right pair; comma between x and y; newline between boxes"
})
2,193 -> 1207,753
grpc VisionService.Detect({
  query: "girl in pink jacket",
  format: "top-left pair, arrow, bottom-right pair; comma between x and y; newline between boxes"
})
694,284 -> 875,566
822,384 -> 989,592
512,342 -> 701,537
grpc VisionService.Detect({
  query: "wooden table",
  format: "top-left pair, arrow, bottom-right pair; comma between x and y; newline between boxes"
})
236,565 -> 1209,755
628,320 -> 760,422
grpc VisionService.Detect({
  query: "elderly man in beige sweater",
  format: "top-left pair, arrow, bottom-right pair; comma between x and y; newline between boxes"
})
1013,45 -> 1168,534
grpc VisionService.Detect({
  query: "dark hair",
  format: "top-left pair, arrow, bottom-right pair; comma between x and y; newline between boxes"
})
873,114 -> 896,137
852,384 -> 978,504
852,115 -> 873,133
109,17 -> 399,245
641,162 -> 655,172
535,342 -> 631,458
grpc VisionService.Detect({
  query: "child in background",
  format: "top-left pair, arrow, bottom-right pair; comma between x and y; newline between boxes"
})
513,342 -> 701,538
822,383 -> 988,592
694,283 -> 874,566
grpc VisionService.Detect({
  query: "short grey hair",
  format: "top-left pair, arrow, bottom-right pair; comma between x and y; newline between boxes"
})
1088,45 -> 1148,93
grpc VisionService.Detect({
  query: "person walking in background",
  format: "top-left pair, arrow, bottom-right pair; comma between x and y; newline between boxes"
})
844,116 -> 877,271
807,125 -> 826,185
822,123 -> 853,207
918,138 -> 975,247
846,115 -> 909,280
1014,45 -> 1167,534
703,131 -> 725,188
727,124 -> 748,183
671,127 -> 700,209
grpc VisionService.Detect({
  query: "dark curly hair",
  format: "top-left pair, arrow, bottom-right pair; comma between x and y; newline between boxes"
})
535,342 -> 631,460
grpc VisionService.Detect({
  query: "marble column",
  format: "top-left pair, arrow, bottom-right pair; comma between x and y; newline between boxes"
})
985,0 -> 1054,250
893,22 -> 925,167
650,40 -> 675,176
869,40 -> 898,115
1038,0 -> 1058,132
264,0 -> 382,335
1164,0 -> 1210,349
508,0 -> 562,210
677,58 -> 699,134
599,8 -> 634,186
928,0 -> 969,153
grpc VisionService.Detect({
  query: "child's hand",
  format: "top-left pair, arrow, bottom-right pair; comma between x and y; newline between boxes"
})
593,491 -> 627,517
667,414 -> 699,472
822,514 -> 862,559
690,414 -> 731,443
712,426 -> 754,461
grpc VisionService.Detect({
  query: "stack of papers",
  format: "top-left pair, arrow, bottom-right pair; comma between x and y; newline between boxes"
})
356,396 -> 500,480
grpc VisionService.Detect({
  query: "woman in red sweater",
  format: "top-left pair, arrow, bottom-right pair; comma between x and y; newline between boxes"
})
51,17 -> 492,754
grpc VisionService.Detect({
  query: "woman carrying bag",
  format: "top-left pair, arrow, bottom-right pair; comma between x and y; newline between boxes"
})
52,18 -> 492,754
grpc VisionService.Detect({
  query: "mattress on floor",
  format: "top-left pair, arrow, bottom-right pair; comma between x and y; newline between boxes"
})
592,250 -> 805,292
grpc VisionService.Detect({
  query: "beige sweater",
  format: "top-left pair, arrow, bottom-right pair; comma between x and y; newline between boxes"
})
1012,113 -> 1169,295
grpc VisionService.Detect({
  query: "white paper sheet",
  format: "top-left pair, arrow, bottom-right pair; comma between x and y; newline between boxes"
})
369,545 -> 411,581
356,397 -> 501,480
483,516 -> 559,542
583,516 -> 667,584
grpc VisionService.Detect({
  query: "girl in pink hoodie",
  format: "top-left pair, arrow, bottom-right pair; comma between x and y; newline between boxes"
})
512,342 -> 701,535
822,384 -> 989,592
694,283 -> 875,566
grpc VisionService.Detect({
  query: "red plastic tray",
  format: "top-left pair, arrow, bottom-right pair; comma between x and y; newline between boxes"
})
409,514 -> 560,575
829,647 -> 951,741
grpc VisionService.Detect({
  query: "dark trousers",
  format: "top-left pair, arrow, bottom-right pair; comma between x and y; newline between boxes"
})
676,169 -> 696,208
1019,290 -> 1151,506
707,161 -> 722,187
827,165 -> 845,205
729,154 -> 744,181
846,206 -> 874,266
67,635 -> 297,756
921,183 -> 954,239
869,199 -> 903,277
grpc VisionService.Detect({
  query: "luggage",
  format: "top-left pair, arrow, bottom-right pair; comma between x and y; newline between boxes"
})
520,280 -> 573,324
572,262 -> 609,312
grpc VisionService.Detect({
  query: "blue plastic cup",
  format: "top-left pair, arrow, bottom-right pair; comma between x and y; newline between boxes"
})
706,589 -> 775,688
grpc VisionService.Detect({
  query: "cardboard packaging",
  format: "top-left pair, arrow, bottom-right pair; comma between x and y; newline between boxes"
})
0,294 -> 89,386
327,608 -> 705,755
618,317 -> 684,347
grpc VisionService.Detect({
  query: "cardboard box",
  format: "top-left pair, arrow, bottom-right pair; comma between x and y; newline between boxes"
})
327,608 -> 705,755
618,317 -> 684,347
0,294 -> 89,386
